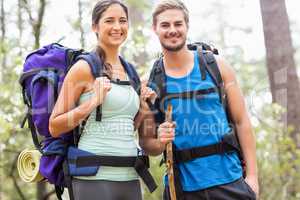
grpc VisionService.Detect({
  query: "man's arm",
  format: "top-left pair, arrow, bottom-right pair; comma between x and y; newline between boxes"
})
138,104 -> 165,156
216,56 -> 259,195
138,101 -> 175,156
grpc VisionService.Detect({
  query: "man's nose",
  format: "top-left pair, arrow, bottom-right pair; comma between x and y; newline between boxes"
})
169,25 -> 177,36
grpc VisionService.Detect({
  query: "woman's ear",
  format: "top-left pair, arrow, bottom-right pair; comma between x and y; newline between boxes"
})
92,24 -> 100,38
92,23 -> 98,33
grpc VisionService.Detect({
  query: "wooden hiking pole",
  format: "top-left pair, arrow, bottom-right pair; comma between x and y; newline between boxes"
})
165,104 -> 176,200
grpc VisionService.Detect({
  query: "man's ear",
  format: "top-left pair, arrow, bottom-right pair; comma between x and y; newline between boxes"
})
152,24 -> 157,35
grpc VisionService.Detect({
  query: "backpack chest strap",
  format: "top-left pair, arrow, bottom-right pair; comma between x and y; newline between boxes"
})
110,79 -> 131,85
164,87 -> 218,102
173,133 -> 240,164
68,155 -> 157,193
69,155 -> 138,167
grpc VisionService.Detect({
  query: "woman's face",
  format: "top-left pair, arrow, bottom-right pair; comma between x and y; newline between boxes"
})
93,4 -> 128,48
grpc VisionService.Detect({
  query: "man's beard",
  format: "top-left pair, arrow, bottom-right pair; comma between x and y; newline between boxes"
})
161,38 -> 186,52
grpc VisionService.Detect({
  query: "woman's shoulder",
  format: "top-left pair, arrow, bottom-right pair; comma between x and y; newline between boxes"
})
66,59 -> 94,82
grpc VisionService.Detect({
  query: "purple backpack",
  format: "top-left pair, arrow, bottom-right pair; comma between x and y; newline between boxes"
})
19,43 -> 149,200
19,42 -> 143,186
19,43 -> 90,186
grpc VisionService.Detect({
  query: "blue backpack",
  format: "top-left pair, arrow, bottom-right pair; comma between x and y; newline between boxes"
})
19,43 -> 157,200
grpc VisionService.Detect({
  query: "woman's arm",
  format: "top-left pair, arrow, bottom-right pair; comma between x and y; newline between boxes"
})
49,60 -> 111,137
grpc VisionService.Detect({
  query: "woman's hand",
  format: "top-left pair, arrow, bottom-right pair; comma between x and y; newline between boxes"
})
140,81 -> 157,111
141,86 -> 157,104
91,76 -> 112,106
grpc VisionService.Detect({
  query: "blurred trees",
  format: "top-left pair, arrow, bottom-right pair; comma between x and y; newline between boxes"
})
260,0 -> 300,143
77,0 -> 85,49
0,0 -> 51,199
260,0 -> 300,198
1,0 -> 6,70
21,0 -> 46,49
21,0 -> 48,198
0,0 -> 299,199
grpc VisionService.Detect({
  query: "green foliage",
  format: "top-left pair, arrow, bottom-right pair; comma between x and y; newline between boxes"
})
0,36 -> 39,200
0,0 -> 300,199
142,156 -> 165,200
255,104 -> 300,200
121,0 -> 152,71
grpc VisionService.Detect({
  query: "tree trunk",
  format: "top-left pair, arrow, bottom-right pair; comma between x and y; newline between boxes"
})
21,0 -> 46,49
18,0 -> 23,56
78,0 -> 85,49
0,0 -> 5,44
33,0 -> 46,49
0,0 -> 6,81
260,0 -> 300,143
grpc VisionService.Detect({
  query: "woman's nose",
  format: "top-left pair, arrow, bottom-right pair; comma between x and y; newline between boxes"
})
112,22 -> 121,30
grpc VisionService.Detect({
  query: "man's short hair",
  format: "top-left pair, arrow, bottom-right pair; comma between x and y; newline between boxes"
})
152,0 -> 189,26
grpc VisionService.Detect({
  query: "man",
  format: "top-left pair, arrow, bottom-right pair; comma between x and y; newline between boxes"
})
138,0 -> 258,199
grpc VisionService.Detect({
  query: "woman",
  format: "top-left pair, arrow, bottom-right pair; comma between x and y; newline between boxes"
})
49,1 -> 156,199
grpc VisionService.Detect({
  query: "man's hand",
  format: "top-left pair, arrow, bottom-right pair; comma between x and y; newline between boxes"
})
158,121 -> 176,146
245,175 -> 259,199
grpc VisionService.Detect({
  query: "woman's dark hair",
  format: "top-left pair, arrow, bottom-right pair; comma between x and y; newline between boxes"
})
92,0 -> 128,79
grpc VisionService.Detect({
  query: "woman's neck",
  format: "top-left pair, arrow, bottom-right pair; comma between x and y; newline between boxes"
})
100,43 -> 121,65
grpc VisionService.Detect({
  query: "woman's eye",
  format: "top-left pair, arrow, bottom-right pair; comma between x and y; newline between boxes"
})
120,19 -> 127,24
105,20 -> 114,23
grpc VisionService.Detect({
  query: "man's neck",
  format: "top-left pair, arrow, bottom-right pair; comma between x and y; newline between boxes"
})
162,46 -> 193,69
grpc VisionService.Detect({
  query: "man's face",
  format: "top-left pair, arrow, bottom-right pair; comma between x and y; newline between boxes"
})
153,9 -> 188,52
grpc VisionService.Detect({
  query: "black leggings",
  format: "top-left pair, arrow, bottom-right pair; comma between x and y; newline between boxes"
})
72,179 -> 142,200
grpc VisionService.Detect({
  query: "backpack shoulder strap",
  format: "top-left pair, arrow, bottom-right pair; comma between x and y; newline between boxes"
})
201,50 -> 242,162
198,49 -> 226,107
75,52 -> 103,121
147,57 -> 166,124
120,56 -> 141,95
203,51 -> 222,86
75,51 -> 103,78
201,50 -> 236,126
148,57 -> 166,101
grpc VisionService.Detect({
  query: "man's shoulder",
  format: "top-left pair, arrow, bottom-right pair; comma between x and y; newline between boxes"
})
214,55 -> 236,82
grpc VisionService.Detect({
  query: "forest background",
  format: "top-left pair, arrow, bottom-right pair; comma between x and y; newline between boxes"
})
0,0 -> 300,199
